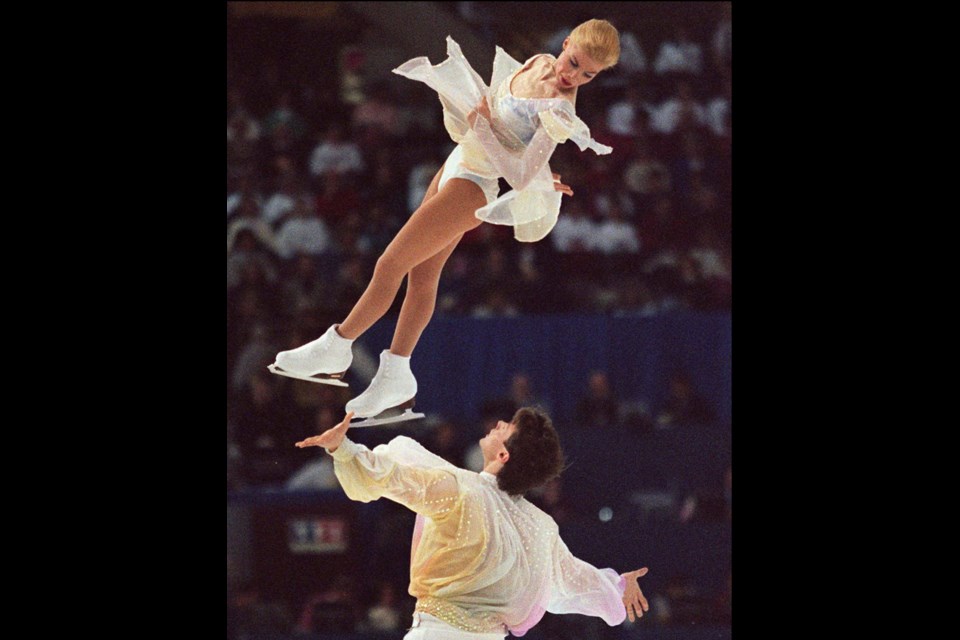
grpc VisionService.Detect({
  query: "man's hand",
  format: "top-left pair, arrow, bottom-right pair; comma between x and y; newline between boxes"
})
295,411 -> 355,453
621,567 -> 650,622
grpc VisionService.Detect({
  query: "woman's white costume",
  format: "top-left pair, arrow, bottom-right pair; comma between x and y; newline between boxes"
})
394,37 -> 612,242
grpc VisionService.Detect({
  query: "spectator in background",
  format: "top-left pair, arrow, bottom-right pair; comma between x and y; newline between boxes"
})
226,229 -> 282,382
308,124 -> 366,184
296,576 -> 360,634
314,170 -> 363,231
593,201 -> 641,255
262,91 -> 310,167
274,199 -> 333,261
616,29 -> 647,79
711,2 -> 732,80
670,131 -> 719,206
352,82 -> 404,153
261,168 -> 313,229
706,77 -> 731,139
506,372 -> 551,416
634,195 -> 682,258
622,142 -> 672,209
263,90 -> 308,142
653,26 -> 703,78
231,322 -> 281,398
550,198 -> 598,253
686,224 -> 731,309
426,417 -> 468,468
279,253 -> 331,321
233,370 -> 298,485
365,151 -> 410,222
471,289 -> 521,318
613,276 -> 661,319
606,86 -> 655,139
675,253 -> 714,311
340,45 -> 368,106
464,245 -> 522,315
227,173 -> 265,222
361,580 -> 404,633
485,372 -> 552,421
528,477 -> 573,525
227,106 -> 263,177
656,370 -> 715,428
649,81 -> 707,137
682,171 -> 722,227
329,254 -> 371,318
227,227 -> 280,291
574,370 -> 620,428
227,196 -> 279,256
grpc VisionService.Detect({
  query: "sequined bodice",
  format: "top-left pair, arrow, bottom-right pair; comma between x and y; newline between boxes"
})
492,76 -> 543,148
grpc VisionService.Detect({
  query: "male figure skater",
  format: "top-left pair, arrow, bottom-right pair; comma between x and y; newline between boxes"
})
296,407 -> 649,639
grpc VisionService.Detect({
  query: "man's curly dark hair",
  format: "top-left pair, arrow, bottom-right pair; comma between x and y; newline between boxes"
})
496,407 -> 565,496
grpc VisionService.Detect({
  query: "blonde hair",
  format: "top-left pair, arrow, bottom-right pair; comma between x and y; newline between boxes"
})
569,19 -> 620,69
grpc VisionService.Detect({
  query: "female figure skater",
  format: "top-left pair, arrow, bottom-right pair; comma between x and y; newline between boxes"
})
273,19 -> 621,423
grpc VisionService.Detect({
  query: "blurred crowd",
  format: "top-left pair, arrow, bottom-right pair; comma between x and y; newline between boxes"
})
227,4 -> 732,637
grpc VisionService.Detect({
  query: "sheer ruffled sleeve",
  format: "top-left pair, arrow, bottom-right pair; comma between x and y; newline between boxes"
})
393,37 -> 488,145
329,436 -> 461,519
546,535 -> 627,626
539,104 -> 613,155
471,115 -> 558,192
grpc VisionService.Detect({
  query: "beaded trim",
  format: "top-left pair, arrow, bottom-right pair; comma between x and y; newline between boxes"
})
415,597 -> 506,634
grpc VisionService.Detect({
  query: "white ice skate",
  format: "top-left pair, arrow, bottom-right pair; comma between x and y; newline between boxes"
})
269,324 -> 353,387
346,350 -> 425,427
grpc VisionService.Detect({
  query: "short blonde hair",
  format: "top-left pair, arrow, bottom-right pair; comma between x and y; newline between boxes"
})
570,19 -> 620,69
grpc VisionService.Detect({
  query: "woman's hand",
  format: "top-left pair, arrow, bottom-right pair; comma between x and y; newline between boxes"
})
553,172 -> 573,197
467,95 -> 492,128
621,568 -> 650,622
295,411 -> 355,453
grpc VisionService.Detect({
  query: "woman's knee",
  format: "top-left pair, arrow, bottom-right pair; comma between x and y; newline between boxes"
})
373,250 -> 408,280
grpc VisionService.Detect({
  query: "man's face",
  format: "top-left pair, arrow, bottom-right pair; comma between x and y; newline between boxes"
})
480,420 -> 517,461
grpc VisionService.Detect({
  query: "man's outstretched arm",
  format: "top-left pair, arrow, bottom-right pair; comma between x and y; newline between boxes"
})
296,412 -> 459,517
548,535 -> 650,625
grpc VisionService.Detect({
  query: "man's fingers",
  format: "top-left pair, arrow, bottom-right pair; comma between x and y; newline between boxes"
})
627,567 -> 649,579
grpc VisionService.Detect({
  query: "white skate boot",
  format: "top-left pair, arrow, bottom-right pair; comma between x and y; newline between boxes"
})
346,350 -> 425,427
269,324 -> 353,387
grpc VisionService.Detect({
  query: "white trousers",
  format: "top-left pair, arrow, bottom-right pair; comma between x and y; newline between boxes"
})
403,612 -> 507,640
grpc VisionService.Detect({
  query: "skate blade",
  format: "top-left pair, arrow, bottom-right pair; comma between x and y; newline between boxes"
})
351,409 -> 426,428
267,364 -> 349,387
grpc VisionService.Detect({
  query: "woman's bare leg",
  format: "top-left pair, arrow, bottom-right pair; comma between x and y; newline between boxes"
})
336,176 -> 485,340
390,233 -> 464,356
